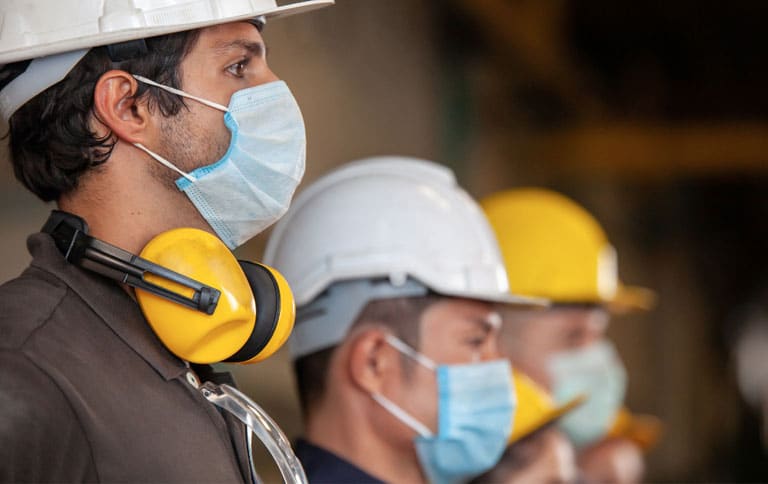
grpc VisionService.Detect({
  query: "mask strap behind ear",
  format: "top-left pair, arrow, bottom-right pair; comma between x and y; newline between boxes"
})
42,210 -> 220,314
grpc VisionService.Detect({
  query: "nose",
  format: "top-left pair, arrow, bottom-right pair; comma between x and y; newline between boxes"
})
256,66 -> 279,86
265,68 -> 279,83
482,337 -> 504,361
584,309 -> 609,340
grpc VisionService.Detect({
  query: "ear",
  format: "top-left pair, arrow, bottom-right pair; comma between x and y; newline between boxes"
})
346,328 -> 400,395
91,70 -> 151,144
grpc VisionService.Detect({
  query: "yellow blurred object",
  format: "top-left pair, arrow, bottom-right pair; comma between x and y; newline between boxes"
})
511,369 -> 586,443
482,188 -> 655,312
607,407 -> 664,452
136,228 -> 257,363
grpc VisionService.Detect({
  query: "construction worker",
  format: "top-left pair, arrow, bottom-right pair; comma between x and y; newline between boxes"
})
0,1 -> 331,481
263,157 -> 546,483
482,188 -> 661,484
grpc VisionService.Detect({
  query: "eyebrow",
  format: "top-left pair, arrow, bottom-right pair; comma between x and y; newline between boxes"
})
211,39 -> 267,58
469,316 -> 497,334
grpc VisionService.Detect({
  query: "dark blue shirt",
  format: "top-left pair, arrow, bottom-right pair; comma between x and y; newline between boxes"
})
294,438 -> 385,484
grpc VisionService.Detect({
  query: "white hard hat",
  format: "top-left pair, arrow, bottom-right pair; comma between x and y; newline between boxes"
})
266,157 -> 546,358
0,0 -> 333,121
264,156 -> 547,308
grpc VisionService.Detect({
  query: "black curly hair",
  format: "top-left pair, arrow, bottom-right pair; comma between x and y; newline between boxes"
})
3,30 -> 200,202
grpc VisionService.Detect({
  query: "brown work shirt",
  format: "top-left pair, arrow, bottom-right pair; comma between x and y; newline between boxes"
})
0,233 -> 254,483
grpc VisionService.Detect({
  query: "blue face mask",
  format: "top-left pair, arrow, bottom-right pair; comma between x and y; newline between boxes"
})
548,339 -> 627,447
132,76 -> 306,250
371,335 -> 515,484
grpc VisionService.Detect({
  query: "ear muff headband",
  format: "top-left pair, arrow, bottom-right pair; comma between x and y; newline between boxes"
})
41,210 -> 295,365
42,210 -> 220,314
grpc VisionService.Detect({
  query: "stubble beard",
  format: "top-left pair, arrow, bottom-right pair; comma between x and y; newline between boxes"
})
148,109 -> 231,230
152,109 -> 230,187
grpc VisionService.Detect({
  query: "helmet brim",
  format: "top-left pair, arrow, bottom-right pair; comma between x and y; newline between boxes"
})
510,394 -> 586,444
0,0 -> 334,65
606,284 -> 657,314
434,287 -> 549,309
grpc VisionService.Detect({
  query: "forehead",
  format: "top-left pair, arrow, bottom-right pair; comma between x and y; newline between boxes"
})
419,298 -> 497,333
504,306 -> 606,328
191,21 -> 265,53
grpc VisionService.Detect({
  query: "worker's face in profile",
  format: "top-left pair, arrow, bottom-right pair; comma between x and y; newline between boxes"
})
155,21 -> 279,179
499,306 -> 610,389
388,298 -> 503,435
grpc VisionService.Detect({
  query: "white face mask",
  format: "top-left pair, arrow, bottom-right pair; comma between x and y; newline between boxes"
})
133,75 -> 306,249
372,335 -> 515,484
548,339 -> 627,447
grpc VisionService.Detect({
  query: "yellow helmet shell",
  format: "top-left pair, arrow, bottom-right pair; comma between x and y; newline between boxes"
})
135,228 -> 256,363
482,188 -> 655,312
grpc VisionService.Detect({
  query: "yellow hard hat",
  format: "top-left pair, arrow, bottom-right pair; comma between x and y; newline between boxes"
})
511,369 -> 585,443
481,188 -> 655,312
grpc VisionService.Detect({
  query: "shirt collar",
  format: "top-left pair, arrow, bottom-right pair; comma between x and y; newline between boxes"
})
293,438 -> 385,484
28,231 -> 188,381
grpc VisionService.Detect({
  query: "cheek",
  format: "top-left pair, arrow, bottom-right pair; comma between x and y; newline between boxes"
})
400,367 -> 439,432
511,352 -> 553,389
196,111 -> 231,160
176,107 -> 230,164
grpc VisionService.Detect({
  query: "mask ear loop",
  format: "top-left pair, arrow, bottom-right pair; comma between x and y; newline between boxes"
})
371,392 -> 434,438
371,334 -> 438,438
132,74 -> 229,112
383,334 -> 437,371
129,74 -> 230,183
133,142 -> 197,182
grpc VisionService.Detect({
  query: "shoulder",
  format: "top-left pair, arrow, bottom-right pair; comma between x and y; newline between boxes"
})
294,439 -> 385,484
0,351 -> 96,481
0,266 -> 68,349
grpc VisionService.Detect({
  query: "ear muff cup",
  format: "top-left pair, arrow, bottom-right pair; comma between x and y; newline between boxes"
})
135,228 -> 294,364
226,261 -> 296,364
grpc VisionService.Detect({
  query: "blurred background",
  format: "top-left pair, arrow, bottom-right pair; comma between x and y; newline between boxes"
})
2,0 -> 768,481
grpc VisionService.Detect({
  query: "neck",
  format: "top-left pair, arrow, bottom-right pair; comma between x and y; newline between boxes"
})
58,144 -> 211,254
306,389 -> 426,484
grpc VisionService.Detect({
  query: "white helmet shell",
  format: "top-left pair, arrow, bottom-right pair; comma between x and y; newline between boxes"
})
0,0 -> 332,123
0,0 -> 333,64
264,156 -> 546,308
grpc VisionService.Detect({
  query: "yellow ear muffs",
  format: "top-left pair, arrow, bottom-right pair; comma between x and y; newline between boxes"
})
135,228 -> 295,364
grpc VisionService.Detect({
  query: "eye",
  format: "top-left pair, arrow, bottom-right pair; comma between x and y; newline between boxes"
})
226,59 -> 249,78
465,335 -> 487,348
